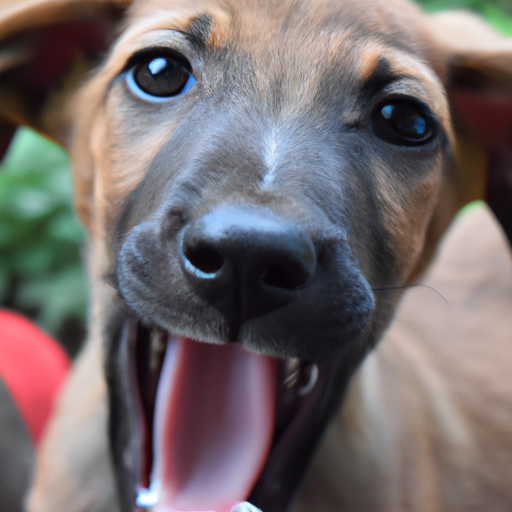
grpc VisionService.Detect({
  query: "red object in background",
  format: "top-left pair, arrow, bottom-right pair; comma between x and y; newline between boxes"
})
0,310 -> 70,446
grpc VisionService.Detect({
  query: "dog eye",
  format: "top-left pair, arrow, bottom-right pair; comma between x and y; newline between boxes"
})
126,54 -> 196,102
372,100 -> 434,146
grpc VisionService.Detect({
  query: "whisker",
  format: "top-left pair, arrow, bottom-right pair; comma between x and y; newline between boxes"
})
371,283 -> 449,306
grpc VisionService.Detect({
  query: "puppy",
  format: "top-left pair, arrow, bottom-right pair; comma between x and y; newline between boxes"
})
0,0 -> 511,511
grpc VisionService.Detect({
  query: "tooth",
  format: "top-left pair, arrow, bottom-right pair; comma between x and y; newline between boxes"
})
149,327 -> 166,371
283,358 -> 301,389
297,363 -> 319,396
230,502 -> 263,512
135,483 -> 160,509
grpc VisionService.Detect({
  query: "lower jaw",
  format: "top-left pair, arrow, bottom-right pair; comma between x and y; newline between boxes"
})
128,320 -> 330,512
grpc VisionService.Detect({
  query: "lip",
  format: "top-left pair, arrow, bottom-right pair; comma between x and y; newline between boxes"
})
114,317 -> 362,512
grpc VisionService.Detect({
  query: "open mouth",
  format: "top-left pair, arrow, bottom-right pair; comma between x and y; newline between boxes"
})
125,320 -> 330,512
112,206 -> 375,512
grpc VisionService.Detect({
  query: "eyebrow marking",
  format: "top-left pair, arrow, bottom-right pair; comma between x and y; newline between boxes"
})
359,56 -> 399,102
183,14 -> 213,50
359,49 -> 381,82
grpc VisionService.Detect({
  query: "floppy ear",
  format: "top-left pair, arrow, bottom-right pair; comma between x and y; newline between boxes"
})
0,0 -> 131,156
428,10 -> 512,243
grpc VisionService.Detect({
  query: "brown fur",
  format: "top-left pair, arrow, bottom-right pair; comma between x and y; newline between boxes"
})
0,1 -> 511,511
298,204 -> 512,511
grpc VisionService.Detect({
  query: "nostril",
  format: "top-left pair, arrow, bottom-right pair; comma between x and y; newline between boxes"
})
183,242 -> 225,276
262,263 -> 311,290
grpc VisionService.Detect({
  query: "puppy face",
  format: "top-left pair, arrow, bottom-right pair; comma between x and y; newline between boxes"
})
66,0 -> 457,510
77,0 -> 450,277
75,0 -> 453,337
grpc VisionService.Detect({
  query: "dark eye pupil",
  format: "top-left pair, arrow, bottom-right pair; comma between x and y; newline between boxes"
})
134,56 -> 190,97
380,104 -> 429,140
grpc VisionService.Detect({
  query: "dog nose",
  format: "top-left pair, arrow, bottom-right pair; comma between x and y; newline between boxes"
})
178,206 -> 316,321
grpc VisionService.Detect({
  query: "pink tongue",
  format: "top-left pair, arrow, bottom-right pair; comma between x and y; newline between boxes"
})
152,337 -> 277,512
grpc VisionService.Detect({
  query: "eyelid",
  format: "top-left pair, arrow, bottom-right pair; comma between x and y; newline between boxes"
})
105,28 -> 200,92
378,78 -> 437,110
121,48 -> 193,76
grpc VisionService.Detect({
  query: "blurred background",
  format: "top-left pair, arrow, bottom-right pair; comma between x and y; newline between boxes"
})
1,0 -> 511,357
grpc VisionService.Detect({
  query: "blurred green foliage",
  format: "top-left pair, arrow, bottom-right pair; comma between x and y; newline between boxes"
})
0,128 -> 86,353
417,0 -> 512,34
0,0 -> 511,354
